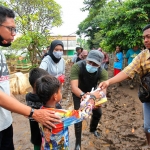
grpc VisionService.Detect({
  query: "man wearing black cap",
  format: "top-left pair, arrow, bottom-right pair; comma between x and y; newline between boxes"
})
70,50 -> 108,150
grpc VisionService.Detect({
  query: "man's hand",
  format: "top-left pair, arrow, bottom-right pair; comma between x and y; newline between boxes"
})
80,93 -> 89,102
81,89 -> 103,102
98,80 -> 110,90
32,109 -> 61,129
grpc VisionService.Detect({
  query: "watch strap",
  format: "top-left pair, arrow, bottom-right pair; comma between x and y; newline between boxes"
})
28,108 -> 34,118
80,92 -> 85,98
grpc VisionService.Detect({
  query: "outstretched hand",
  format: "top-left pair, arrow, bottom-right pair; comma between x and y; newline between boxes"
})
32,109 -> 61,129
98,80 -> 110,90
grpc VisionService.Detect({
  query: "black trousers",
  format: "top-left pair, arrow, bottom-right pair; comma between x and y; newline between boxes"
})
0,124 -> 14,150
72,93 -> 102,142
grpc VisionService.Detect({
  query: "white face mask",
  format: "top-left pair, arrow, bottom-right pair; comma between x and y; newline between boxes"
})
53,51 -> 63,58
86,63 -> 98,73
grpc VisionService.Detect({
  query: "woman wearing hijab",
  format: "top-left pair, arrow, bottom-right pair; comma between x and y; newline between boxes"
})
39,40 -> 65,109
39,40 -> 65,78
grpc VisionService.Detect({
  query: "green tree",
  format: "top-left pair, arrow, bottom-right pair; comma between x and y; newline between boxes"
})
77,0 -> 106,49
98,0 -> 149,51
2,0 -> 62,66
77,37 -> 89,50
77,0 -> 150,52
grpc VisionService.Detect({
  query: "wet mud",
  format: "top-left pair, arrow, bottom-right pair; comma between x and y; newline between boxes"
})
13,64 -> 150,150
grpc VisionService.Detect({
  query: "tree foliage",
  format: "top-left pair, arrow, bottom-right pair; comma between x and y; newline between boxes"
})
77,37 -> 89,50
1,0 -> 62,65
77,0 -> 150,52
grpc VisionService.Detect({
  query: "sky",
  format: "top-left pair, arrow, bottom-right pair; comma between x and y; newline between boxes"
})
51,0 -> 88,36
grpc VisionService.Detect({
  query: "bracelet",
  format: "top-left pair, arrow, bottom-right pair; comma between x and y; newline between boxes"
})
80,92 -> 85,98
90,95 -> 96,101
28,108 -> 34,118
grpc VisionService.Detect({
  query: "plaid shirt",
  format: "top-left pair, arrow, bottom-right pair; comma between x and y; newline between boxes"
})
123,49 -> 150,78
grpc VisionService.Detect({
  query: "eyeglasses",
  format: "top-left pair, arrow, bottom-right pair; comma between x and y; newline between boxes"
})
0,24 -> 17,34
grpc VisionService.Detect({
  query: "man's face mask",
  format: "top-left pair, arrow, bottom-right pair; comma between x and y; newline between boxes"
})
0,35 -> 11,47
53,51 -> 63,59
86,63 -> 98,73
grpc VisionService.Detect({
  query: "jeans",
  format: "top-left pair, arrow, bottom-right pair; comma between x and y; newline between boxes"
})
143,103 -> 150,133
0,124 -> 14,150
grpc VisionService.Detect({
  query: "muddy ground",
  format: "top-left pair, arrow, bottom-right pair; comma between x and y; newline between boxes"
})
13,64 -> 149,150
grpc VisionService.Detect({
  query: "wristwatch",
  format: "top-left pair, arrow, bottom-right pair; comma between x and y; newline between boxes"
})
90,95 -> 96,101
28,108 -> 34,118
80,92 -> 85,98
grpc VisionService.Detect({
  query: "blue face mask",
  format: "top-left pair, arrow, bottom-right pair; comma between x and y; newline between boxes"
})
86,64 -> 98,73
53,51 -> 63,59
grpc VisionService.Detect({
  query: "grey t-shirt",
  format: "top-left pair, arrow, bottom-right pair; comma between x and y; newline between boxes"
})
0,52 -> 12,131
39,55 -> 65,77
71,54 -> 77,63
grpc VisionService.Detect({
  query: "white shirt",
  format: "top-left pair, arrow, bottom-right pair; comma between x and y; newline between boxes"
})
0,52 -> 12,131
39,55 -> 65,78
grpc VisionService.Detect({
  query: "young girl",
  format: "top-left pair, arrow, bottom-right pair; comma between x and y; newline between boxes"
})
113,46 -> 123,88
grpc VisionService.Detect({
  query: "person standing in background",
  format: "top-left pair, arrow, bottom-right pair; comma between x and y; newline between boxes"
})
125,46 -> 141,89
112,46 -> 123,89
71,47 -> 83,65
76,50 -> 88,62
98,48 -> 109,71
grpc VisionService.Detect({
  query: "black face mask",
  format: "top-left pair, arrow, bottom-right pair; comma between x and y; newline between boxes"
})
0,35 -> 11,47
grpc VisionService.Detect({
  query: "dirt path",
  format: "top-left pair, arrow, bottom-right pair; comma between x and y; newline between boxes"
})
13,65 -> 150,150
81,68 -> 148,150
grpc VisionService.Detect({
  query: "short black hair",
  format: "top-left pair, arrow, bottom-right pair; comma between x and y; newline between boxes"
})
116,45 -> 122,52
76,47 -> 81,51
142,24 -> 150,32
0,6 -> 15,24
46,46 -> 50,49
29,68 -> 49,88
35,75 -> 61,105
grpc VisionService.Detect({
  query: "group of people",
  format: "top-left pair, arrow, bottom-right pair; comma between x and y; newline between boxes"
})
71,47 -> 88,65
0,5 -> 104,150
113,45 -> 141,89
1,5 -> 150,150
